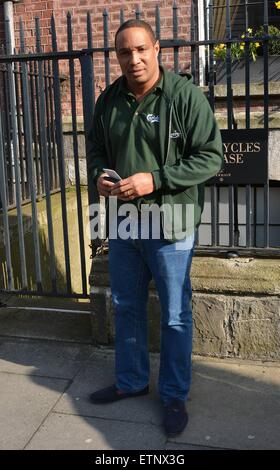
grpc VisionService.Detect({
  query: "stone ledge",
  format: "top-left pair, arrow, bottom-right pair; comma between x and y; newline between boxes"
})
191,257 -> 280,295
201,82 -> 280,97
215,111 -> 280,129
89,255 -> 280,296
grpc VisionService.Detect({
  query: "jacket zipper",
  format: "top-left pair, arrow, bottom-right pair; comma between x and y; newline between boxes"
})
164,102 -> 173,165
101,114 -> 113,168
100,114 -> 110,242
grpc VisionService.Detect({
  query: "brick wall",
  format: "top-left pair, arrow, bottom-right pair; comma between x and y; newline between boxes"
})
13,1 -> 55,51
53,0 -> 191,46
54,0 -> 192,115
53,0 -> 191,83
0,0 -> 192,116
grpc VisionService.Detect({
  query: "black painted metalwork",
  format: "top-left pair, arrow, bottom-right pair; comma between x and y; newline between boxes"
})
0,3 -> 279,300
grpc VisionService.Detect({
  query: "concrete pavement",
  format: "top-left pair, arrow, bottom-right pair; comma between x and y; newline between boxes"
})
0,336 -> 279,450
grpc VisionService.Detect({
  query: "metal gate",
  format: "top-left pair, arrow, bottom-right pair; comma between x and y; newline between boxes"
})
0,15 -> 93,299
0,1 -> 280,300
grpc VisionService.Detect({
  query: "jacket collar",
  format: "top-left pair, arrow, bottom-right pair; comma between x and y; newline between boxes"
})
117,67 -> 164,97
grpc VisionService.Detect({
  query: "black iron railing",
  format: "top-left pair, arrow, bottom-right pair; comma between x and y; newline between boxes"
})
0,0 -> 279,298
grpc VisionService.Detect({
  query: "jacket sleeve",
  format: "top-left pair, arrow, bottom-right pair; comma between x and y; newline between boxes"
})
151,92 -> 223,191
87,94 -> 109,186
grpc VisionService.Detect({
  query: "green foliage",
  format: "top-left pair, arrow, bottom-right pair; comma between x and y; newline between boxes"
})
255,25 -> 280,56
214,29 -> 261,62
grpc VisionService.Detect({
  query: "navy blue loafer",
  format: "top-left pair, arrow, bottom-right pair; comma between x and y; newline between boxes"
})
163,399 -> 188,437
89,384 -> 149,404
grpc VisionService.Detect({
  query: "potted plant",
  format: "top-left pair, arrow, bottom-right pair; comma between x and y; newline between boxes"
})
253,24 -> 280,83
214,28 -> 262,84
214,29 -> 260,62
214,22 -> 280,84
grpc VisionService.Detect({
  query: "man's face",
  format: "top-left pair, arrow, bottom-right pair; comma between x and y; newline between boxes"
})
115,27 -> 160,88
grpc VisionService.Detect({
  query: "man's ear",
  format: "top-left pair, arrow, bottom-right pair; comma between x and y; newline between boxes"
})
154,40 -> 160,55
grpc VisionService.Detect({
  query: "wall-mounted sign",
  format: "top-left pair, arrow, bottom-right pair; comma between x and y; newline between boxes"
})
208,129 -> 268,185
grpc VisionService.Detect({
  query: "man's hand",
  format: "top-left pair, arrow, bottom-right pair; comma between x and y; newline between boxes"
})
110,172 -> 155,201
97,173 -> 117,197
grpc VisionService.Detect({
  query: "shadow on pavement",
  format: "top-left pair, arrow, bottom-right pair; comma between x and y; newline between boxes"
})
0,335 -> 279,450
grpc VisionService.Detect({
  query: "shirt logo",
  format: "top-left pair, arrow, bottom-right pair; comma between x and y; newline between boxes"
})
146,114 -> 160,123
170,130 -> 180,139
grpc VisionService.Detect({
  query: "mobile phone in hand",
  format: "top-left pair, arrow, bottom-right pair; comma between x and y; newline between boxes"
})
103,176 -> 119,183
103,168 -> 121,183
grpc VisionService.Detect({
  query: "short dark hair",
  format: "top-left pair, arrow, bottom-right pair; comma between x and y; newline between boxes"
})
115,19 -> 157,49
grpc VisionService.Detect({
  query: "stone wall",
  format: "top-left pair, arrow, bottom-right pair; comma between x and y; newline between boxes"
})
269,129 -> 280,181
89,255 -> 280,360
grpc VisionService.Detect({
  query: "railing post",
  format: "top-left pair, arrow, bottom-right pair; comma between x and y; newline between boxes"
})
103,9 -> 110,87
4,16 -> 28,288
155,5 -> 162,65
79,53 -> 98,254
0,108 -> 13,290
135,5 -> 141,19
190,0 -> 196,81
67,11 -> 87,295
208,0 -> 215,110
173,1 -> 179,74
263,0 -> 269,248
20,18 -> 43,292
87,11 -> 93,49
120,8 -> 125,25
36,16 -> 57,293
225,0 -> 233,130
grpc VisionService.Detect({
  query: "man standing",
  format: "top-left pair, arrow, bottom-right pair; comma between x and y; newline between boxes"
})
88,19 -> 223,437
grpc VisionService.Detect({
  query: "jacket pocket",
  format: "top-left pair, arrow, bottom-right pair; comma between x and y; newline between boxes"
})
161,190 -> 197,241
183,185 -> 198,204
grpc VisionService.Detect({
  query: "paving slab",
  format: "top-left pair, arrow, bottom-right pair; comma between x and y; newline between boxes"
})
54,350 -> 163,426
0,309 -> 93,343
0,336 -> 279,451
169,359 -> 280,450
0,372 -> 68,450
54,350 -> 280,450
25,413 -> 166,450
0,337 -> 93,379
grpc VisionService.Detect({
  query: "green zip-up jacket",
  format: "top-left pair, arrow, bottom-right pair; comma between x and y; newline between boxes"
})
88,67 -> 223,242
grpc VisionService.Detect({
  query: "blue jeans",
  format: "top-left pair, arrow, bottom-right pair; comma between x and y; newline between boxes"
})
108,216 -> 195,405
